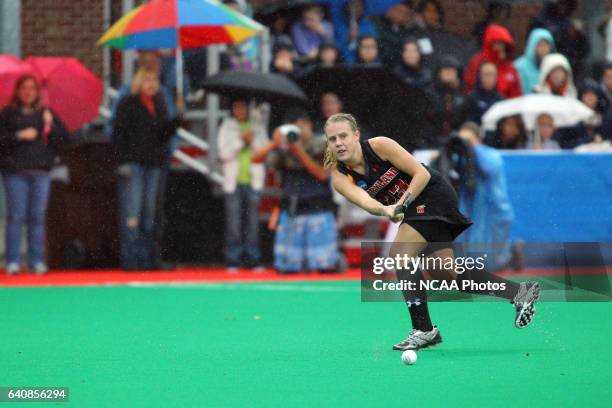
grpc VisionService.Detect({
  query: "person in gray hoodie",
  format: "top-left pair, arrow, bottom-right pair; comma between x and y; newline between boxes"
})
514,28 -> 555,94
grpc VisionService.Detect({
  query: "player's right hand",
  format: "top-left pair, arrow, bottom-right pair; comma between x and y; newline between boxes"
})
383,205 -> 404,223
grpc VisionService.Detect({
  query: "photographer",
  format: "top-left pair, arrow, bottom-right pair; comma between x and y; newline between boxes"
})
256,109 -> 340,274
449,122 -> 523,272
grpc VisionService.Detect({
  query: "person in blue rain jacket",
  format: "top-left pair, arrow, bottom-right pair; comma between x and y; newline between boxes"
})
454,122 -> 522,272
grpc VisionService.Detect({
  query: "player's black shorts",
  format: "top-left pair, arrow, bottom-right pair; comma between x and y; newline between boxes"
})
404,220 -> 467,255
407,219 -> 455,242
400,165 -> 473,247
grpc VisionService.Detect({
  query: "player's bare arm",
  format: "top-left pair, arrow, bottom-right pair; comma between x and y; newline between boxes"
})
331,169 -> 403,222
368,136 -> 431,207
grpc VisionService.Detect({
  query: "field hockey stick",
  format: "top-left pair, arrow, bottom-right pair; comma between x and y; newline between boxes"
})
394,191 -> 413,216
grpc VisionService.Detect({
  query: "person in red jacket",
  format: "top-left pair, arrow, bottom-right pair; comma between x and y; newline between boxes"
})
464,24 -> 522,99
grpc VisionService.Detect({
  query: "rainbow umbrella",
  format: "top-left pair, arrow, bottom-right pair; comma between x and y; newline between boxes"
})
97,0 -> 264,103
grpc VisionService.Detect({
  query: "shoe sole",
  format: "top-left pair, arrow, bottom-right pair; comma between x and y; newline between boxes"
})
515,283 -> 541,329
392,335 -> 443,351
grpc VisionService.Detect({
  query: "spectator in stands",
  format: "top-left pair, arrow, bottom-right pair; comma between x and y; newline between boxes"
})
456,122 -> 523,272
414,0 -> 444,30
528,0 -> 590,81
600,62 -> 612,105
315,92 -> 344,134
464,24 -> 522,99
533,53 -> 576,98
267,12 -> 294,55
560,79 -> 610,148
462,61 -> 503,125
291,5 -> 334,62
217,99 -> 269,271
427,55 -> 465,145
271,40 -> 302,80
485,115 -> 527,149
320,93 -> 344,122
335,0 -> 377,64
0,75 -> 69,275
527,113 -> 561,150
514,28 -> 555,94
472,1 -> 512,47
264,109 -> 341,274
598,112 -> 612,143
356,35 -> 380,64
112,68 -> 180,271
582,78 -> 608,123
393,38 -> 433,90
373,1 -> 415,68
315,41 -> 341,68
301,42 -> 340,76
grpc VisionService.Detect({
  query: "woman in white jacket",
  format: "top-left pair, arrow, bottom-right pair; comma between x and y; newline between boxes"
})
217,100 -> 269,269
533,53 -> 577,98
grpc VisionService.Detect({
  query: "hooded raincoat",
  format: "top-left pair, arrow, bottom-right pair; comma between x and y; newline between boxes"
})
464,24 -> 522,99
514,28 -> 556,94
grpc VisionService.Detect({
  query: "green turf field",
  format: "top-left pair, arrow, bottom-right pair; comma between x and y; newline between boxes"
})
1,281 -> 611,407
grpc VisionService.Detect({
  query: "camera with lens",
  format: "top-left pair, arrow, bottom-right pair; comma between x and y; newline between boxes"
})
431,131 -> 476,193
278,124 -> 302,149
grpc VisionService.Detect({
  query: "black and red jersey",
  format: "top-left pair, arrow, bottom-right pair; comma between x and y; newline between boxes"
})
337,139 -> 472,235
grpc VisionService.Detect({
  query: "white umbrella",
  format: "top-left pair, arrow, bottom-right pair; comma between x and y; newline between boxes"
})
481,94 -> 595,132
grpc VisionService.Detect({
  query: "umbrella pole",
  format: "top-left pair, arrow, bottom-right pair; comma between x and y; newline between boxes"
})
176,44 -> 185,112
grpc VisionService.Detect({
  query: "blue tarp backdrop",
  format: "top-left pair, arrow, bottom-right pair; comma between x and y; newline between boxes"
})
502,152 -> 612,242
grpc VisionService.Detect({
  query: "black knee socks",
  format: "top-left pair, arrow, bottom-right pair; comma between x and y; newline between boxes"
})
397,268 -> 434,332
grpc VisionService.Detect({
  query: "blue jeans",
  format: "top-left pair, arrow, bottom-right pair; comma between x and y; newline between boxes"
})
273,211 -> 339,273
224,185 -> 261,266
2,173 -> 51,266
117,163 -> 161,270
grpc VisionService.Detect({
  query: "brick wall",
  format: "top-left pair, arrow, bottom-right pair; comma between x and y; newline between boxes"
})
21,0 -> 105,76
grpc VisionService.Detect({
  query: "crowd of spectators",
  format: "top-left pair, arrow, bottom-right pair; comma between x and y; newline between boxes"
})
261,0 -> 611,151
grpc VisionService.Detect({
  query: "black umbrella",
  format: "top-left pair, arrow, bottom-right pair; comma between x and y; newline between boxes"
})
427,29 -> 479,69
202,70 -> 309,104
254,0 -> 325,27
298,64 -> 434,150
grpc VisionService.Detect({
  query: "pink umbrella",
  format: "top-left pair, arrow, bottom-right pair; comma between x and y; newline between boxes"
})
25,57 -> 103,132
0,55 -> 35,108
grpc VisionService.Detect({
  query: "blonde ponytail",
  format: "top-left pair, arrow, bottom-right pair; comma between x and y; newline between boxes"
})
323,144 -> 337,169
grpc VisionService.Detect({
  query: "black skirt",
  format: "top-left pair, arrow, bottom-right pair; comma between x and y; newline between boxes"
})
401,165 -> 473,241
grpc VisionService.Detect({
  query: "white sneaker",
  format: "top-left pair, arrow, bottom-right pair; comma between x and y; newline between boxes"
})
393,326 -> 443,351
30,263 -> 48,275
6,263 -> 20,275
512,281 -> 541,328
